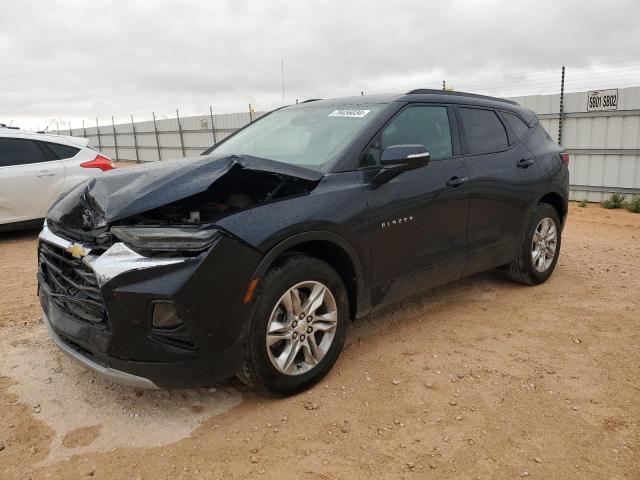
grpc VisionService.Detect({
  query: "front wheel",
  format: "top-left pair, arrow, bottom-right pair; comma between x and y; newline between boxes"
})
237,255 -> 349,396
506,203 -> 562,285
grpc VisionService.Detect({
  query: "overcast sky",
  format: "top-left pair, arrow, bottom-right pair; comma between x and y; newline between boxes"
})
2,0 -> 640,130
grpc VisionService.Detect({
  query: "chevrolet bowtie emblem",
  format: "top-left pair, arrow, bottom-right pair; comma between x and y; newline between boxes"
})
66,243 -> 89,259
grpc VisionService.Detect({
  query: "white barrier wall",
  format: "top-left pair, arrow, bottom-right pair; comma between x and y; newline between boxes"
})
511,86 -> 640,201
62,111 -> 264,163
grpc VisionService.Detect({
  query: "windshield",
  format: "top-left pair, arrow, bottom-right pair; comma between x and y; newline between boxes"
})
206,104 -> 385,171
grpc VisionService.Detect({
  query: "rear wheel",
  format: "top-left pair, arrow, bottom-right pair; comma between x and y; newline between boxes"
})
506,203 -> 562,285
237,255 -> 349,396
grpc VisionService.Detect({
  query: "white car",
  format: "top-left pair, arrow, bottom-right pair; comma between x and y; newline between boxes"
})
0,126 -> 114,231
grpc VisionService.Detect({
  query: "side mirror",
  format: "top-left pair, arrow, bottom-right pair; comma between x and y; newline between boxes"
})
373,144 -> 431,184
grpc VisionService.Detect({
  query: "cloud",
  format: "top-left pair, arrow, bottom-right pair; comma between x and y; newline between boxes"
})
1,0 -> 639,130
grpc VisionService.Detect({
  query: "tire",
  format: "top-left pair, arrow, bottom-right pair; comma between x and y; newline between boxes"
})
505,203 -> 562,285
237,255 -> 349,396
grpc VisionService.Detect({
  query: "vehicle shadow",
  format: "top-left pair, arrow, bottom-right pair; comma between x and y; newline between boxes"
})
0,227 -> 41,243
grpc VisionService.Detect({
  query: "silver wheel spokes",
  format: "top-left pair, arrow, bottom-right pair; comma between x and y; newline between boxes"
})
532,217 -> 558,272
266,281 -> 338,376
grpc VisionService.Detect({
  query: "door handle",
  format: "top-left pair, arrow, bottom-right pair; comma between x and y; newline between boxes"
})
517,158 -> 535,168
446,176 -> 468,187
36,171 -> 56,177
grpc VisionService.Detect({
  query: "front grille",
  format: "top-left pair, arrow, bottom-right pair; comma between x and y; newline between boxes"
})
39,241 -> 108,329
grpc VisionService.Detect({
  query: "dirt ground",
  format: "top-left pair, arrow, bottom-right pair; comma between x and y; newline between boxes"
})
0,203 -> 638,480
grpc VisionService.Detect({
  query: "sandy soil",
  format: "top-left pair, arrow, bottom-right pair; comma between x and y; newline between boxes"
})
0,203 -> 638,480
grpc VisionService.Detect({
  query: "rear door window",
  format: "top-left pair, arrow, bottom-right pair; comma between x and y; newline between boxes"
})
458,107 -> 509,155
0,138 -> 48,167
43,142 -> 80,159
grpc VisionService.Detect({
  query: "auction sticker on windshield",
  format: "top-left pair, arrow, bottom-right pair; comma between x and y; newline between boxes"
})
328,109 -> 371,118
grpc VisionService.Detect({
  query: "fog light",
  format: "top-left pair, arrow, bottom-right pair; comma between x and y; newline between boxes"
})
152,302 -> 183,329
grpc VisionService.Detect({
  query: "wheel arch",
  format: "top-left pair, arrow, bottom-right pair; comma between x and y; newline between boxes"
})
251,232 -> 368,320
537,190 -> 568,226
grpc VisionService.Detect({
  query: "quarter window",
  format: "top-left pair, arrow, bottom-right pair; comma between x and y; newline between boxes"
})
362,105 -> 452,166
502,111 -> 530,139
0,138 -> 47,167
44,142 -> 80,160
459,107 -> 508,155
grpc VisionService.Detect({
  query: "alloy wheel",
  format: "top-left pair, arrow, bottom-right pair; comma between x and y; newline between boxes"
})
531,217 -> 558,272
266,281 -> 338,376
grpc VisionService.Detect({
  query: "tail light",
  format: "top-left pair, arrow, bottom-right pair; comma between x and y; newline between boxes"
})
560,152 -> 570,165
80,154 -> 114,172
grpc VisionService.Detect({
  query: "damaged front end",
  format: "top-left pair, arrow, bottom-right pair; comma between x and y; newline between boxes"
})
46,154 -> 323,249
38,154 -> 323,388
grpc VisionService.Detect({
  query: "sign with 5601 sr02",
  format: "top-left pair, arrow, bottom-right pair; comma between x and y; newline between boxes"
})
587,89 -> 618,112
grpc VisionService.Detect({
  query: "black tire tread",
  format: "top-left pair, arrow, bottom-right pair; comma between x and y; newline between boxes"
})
505,203 -> 562,285
237,254 -> 347,396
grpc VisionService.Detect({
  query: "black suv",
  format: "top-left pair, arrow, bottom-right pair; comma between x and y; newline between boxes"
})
38,89 -> 568,395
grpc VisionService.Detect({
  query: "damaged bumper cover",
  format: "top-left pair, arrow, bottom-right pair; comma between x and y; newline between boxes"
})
38,223 -> 263,389
42,312 -> 159,389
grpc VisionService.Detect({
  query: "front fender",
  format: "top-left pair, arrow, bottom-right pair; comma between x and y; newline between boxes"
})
251,230 -> 370,319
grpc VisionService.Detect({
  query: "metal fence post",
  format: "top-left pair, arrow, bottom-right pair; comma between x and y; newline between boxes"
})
96,119 -> 102,150
69,122 -> 73,136
176,109 -> 185,157
249,104 -> 253,123
558,65 -> 565,146
152,112 -> 162,161
131,114 -> 140,163
209,106 -> 217,145
82,120 -> 87,138
111,116 -> 119,161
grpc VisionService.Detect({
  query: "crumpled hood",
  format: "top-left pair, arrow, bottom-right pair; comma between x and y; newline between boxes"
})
47,154 -> 324,232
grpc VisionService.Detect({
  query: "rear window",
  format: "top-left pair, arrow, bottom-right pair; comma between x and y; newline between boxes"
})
0,138 -> 47,167
459,107 -> 509,155
502,112 -> 530,139
43,141 -> 80,159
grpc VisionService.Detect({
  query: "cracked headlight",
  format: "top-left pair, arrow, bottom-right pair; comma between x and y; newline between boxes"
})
110,225 -> 220,252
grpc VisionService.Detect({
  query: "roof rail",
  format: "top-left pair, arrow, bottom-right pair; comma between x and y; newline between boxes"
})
300,98 -> 322,103
405,89 -> 518,105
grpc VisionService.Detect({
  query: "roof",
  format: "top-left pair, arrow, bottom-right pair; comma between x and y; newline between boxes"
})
404,88 -> 518,105
291,93 -> 400,107
291,89 -> 524,111
289,89 -> 536,125
0,129 -> 90,148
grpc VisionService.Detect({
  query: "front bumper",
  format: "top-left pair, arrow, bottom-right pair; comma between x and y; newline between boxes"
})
43,311 -> 158,389
38,224 -> 263,389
